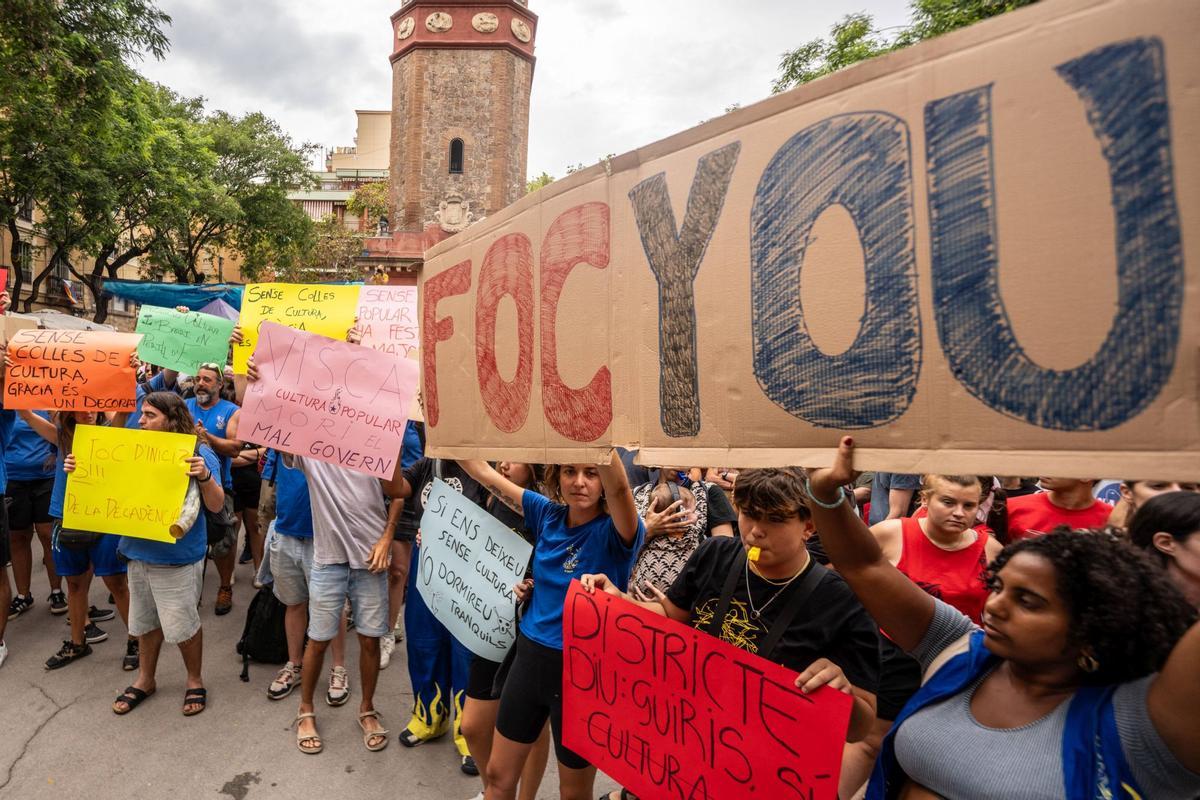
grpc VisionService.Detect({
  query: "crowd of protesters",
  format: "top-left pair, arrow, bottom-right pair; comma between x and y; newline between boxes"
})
0,291 -> 1197,800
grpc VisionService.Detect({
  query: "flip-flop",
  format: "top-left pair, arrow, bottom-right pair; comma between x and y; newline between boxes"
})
182,687 -> 207,716
112,686 -> 154,715
294,712 -> 322,755
358,710 -> 389,752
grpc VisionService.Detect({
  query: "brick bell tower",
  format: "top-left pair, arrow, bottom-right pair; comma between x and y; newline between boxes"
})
367,0 -> 536,274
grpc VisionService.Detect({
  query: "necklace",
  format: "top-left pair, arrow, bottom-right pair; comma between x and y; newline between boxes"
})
745,554 -> 810,621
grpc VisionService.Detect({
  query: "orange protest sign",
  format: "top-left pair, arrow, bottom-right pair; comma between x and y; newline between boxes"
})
4,328 -> 142,411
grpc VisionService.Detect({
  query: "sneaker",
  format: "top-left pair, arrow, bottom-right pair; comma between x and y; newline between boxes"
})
215,585 -> 233,616
268,662 -> 301,701
460,755 -> 479,776
326,665 -> 350,707
45,640 -> 92,670
8,593 -> 33,620
122,638 -> 140,671
379,634 -> 394,670
48,591 -> 67,615
84,622 -> 108,644
88,605 -> 115,623
0,639 -> 8,669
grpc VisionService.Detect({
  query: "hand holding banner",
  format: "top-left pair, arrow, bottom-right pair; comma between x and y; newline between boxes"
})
64,425 -> 196,543
416,478 -> 532,661
4,329 -> 142,411
239,321 -> 418,478
563,582 -> 852,800
232,282 -> 361,373
136,305 -> 236,374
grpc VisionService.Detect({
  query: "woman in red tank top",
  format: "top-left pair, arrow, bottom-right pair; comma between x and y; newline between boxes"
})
872,475 -> 1003,623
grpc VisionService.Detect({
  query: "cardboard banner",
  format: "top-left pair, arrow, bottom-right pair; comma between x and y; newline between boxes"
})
563,583 -> 852,800
419,0 -> 1200,479
239,321 -> 418,478
4,329 -> 142,411
135,305 -> 236,374
63,425 -> 196,543
415,478 -> 533,661
232,282 -> 360,373
356,284 -> 419,359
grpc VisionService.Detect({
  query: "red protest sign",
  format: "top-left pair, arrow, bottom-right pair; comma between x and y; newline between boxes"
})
563,582 -> 852,800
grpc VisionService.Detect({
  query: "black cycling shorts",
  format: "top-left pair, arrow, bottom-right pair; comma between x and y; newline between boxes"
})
6,477 -> 53,529
231,465 -> 262,512
495,634 -> 588,770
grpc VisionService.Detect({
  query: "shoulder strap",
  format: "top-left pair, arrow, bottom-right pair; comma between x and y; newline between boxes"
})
758,560 -> 829,660
705,545 -> 746,639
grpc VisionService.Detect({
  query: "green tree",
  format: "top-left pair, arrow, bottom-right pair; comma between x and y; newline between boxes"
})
772,0 -> 1038,93
144,110 -> 317,284
346,181 -> 390,232
526,171 -> 554,193
290,215 -> 362,284
0,0 -> 171,309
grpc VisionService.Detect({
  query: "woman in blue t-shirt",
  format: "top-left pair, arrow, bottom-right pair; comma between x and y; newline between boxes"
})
459,453 -> 644,800
19,409 -> 135,671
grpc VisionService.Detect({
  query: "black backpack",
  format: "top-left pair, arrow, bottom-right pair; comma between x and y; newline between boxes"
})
235,584 -> 289,681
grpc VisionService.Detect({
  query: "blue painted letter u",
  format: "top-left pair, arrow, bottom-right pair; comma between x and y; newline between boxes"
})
925,38 -> 1182,431
750,112 -> 922,428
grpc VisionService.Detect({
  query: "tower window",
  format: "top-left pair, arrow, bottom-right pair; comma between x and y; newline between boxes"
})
449,138 -> 464,174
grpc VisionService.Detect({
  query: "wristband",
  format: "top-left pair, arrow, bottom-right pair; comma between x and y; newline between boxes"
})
805,478 -> 846,509
198,471 -> 212,484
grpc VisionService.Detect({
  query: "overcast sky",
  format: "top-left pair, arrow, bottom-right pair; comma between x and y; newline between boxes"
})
138,0 -> 911,179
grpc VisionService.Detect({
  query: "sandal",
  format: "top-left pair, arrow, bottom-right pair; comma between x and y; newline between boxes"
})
294,711 -> 323,754
358,710 -> 389,752
113,686 -> 154,715
182,687 -> 207,716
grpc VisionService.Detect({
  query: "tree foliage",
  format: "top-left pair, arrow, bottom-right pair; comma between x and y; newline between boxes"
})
526,171 -> 554,194
346,181 -> 390,230
772,0 -> 1039,93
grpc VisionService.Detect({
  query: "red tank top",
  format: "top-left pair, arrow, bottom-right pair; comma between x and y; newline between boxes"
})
896,516 -> 991,624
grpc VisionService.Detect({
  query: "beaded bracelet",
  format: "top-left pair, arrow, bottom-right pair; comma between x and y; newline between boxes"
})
805,478 -> 846,509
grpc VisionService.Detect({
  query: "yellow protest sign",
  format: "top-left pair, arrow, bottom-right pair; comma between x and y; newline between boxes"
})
232,283 -> 361,372
63,425 -> 196,543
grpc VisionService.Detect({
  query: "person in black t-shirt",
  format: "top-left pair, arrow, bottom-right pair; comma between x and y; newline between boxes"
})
582,466 -> 879,741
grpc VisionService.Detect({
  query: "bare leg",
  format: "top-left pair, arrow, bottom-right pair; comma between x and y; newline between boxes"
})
100,574 -> 130,628
284,602 -> 307,664
518,724 -> 551,800
357,634 -> 385,747
0,569 -> 10,647
387,539 -> 411,632
214,547 -> 236,595
34,522 -> 58,593
177,626 -> 204,713
484,731 -> 535,800
298,637 -> 331,747
244,508 -> 262,573
65,573 -> 91,645
330,604 -> 347,667
9,528 -> 34,597
112,627 -> 162,711
556,761 -> 598,800
462,697 -> 500,791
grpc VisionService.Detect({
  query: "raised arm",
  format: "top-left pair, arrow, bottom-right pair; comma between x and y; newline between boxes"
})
17,409 -> 56,444
199,408 -> 244,457
599,450 -> 640,546
380,455 -> 413,500
459,460 -> 525,516
1147,619 -> 1200,773
807,437 -> 935,653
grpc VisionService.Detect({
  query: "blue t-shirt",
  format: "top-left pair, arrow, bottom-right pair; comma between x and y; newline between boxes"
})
519,490 -> 644,650
118,445 -> 219,565
6,411 -> 55,481
401,420 -> 423,469
186,397 -> 238,490
263,450 -> 313,539
0,409 -> 14,493
125,372 -> 177,429
868,472 -> 922,526
49,452 -> 68,519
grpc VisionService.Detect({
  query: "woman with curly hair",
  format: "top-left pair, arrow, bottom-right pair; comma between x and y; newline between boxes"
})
807,437 -> 1200,799
1129,491 -> 1200,609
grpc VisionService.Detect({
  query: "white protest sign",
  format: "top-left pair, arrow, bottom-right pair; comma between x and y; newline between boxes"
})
416,478 -> 533,661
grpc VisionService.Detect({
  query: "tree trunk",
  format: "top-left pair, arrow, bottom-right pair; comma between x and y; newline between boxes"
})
23,247 -> 60,312
7,218 -> 25,308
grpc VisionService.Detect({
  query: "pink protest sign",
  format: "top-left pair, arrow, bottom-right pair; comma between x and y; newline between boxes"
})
241,321 -> 417,478
356,284 -> 418,359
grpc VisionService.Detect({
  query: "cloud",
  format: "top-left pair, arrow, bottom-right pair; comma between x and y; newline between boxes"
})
139,0 -> 911,177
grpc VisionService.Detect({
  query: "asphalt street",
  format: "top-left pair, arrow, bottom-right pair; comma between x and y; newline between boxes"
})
0,551 -> 619,800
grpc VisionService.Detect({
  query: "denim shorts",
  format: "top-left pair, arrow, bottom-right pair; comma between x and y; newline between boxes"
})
267,523 -> 313,606
127,559 -> 203,644
307,562 -> 388,641
52,531 -> 127,578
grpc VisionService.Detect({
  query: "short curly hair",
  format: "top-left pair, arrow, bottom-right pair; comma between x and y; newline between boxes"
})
989,528 -> 1196,686
733,468 -> 812,523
